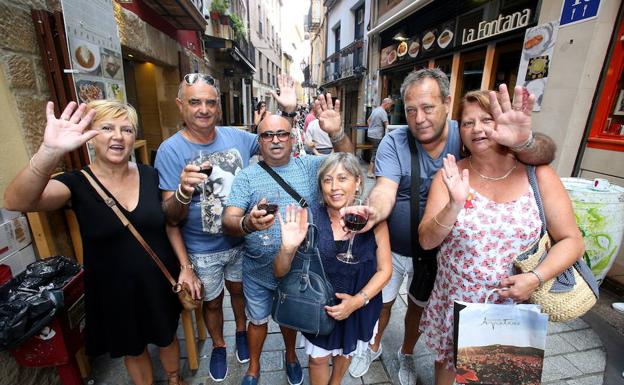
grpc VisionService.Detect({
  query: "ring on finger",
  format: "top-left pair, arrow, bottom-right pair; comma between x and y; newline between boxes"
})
512,106 -> 522,111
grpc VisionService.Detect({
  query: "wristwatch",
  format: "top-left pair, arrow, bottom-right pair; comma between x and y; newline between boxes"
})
358,291 -> 370,306
281,110 -> 297,118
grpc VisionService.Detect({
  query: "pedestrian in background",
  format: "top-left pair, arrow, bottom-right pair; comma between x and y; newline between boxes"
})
366,97 -> 393,178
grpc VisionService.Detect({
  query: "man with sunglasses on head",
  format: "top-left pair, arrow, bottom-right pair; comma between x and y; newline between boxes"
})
222,74 -> 352,385
154,73 -> 259,382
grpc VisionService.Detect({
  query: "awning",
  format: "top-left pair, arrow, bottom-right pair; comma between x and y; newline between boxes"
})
232,46 -> 256,73
203,35 -> 256,74
142,0 -> 206,30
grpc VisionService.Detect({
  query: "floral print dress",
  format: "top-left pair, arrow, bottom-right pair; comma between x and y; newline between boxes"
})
419,186 -> 543,369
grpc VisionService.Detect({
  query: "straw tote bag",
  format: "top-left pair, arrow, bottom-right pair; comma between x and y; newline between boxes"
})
514,166 -> 599,322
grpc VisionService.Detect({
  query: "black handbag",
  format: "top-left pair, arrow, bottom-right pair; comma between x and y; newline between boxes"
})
407,132 -> 439,302
271,223 -> 337,336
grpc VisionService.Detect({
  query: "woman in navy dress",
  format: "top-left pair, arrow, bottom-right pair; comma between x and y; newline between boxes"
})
274,152 -> 392,385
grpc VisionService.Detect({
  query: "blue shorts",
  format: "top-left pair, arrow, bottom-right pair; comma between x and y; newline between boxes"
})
243,276 -> 275,325
189,246 -> 243,301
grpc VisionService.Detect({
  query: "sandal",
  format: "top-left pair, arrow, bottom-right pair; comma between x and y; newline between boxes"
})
166,371 -> 186,385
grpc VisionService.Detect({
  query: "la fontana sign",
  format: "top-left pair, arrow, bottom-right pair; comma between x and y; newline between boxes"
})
462,8 -> 531,45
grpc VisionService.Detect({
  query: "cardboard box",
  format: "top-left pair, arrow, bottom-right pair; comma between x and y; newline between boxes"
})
0,214 -> 32,260
0,244 -> 36,276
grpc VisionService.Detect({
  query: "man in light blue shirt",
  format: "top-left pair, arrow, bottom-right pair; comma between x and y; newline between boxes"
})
223,95 -> 352,385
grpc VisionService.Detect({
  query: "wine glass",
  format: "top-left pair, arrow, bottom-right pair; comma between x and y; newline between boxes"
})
337,198 -> 369,264
192,150 -> 212,201
256,190 -> 280,246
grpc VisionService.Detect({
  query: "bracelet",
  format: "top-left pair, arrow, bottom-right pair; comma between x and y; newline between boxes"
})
174,188 -> 191,205
29,153 -> 52,178
180,263 -> 194,270
433,215 -> 453,231
529,269 -> 544,287
511,132 -> 535,152
330,130 -> 346,144
358,291 -> 370,306
241,214 -> 255,234
177,184 -> 191,200
281,110 -> 297,118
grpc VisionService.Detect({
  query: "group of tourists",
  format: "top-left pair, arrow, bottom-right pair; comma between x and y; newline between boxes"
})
4,67 -> 584,385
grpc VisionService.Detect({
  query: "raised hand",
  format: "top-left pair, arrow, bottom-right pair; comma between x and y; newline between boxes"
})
314,93 -> 342,137
441,155 -> 470,207
278,204 -> 308,251
270,74 -> 297,113
486,84 -> 535,148
43,101 -> 98,155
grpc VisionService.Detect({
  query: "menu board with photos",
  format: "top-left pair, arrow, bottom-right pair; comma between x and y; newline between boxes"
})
61,0 -> 126,104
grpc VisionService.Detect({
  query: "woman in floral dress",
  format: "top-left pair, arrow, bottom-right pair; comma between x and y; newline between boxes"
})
417,89 -> 584,385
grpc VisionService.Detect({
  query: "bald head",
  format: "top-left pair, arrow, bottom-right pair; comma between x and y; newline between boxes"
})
257,114 -> 291,133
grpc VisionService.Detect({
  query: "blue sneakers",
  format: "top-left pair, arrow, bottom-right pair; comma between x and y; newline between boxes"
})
285,359 -> 303,385
209,346 -> 228,382
235,331 -> 250,363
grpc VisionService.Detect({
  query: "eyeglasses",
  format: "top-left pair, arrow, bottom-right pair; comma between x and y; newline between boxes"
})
184,73 -> 216,86
258,131 -> 292,142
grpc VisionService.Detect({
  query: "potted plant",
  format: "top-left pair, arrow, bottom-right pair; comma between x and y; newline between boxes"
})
209,0 -> 227,21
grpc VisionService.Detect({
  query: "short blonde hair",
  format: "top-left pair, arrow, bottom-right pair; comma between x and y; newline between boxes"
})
86,100 -> 138,132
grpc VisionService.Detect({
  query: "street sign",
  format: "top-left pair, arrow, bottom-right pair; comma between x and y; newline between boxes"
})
560,0 -> 602,27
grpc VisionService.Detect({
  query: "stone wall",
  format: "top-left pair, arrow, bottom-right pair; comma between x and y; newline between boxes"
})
0,7 -> 62,385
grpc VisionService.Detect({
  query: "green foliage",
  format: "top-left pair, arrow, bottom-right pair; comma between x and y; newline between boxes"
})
210,0 -> 229,14
230,13 -> 247,39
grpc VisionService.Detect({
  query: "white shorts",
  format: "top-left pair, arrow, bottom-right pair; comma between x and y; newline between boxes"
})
381,252 -> 427,307
301,321 -> 379,358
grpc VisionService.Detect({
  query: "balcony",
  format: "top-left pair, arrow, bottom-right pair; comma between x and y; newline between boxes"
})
322,39 -> 365,85
306,0 -> 321,33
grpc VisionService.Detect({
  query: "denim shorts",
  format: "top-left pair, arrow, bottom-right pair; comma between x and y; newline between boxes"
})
242,276 -> 275,325
189,246 -> 243,301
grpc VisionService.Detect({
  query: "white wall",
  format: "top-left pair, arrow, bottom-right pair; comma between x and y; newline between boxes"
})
533,0 -> 621,177
325,0 -> 369,55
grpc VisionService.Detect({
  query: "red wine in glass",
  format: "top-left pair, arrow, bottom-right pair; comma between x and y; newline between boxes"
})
337,198 -> 369,264
344,213 -> 368,231
258,203 -> 279,216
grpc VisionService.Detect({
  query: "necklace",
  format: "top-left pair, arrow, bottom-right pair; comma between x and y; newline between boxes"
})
469,157 -> 518,181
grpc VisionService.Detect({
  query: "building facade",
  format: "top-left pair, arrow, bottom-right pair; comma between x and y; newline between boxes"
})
202,0 -> 256,127
319,0 -> 370,133
249,0 -> 283,113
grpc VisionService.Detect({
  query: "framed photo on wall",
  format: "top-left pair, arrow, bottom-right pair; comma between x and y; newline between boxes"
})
613,89 -> 624,116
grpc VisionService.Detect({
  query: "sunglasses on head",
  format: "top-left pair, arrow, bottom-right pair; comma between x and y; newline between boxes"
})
184,73 -> 216,86
259,130 -> 291,142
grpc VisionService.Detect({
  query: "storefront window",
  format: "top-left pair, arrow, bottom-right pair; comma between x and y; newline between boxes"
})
460,50 -> 485,96
435,56 -> 453,83
491,41 -> 522,92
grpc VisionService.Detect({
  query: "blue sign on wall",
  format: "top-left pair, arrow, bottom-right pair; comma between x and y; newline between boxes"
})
560,0 -> 602,26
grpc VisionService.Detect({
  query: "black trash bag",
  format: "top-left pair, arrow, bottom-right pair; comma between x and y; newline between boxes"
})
0,256 -> 81,351
19,256 -> 81,292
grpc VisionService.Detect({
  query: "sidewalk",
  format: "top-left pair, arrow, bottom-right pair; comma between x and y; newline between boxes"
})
90,280 -> 609,385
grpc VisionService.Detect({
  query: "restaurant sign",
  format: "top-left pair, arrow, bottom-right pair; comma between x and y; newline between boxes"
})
461,8 -> 532,45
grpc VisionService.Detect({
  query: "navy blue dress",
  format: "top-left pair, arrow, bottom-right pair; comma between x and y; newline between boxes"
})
303,203 -> 382,355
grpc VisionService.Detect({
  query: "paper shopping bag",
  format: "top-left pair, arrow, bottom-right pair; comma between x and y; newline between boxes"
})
453,301 -> 548,385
